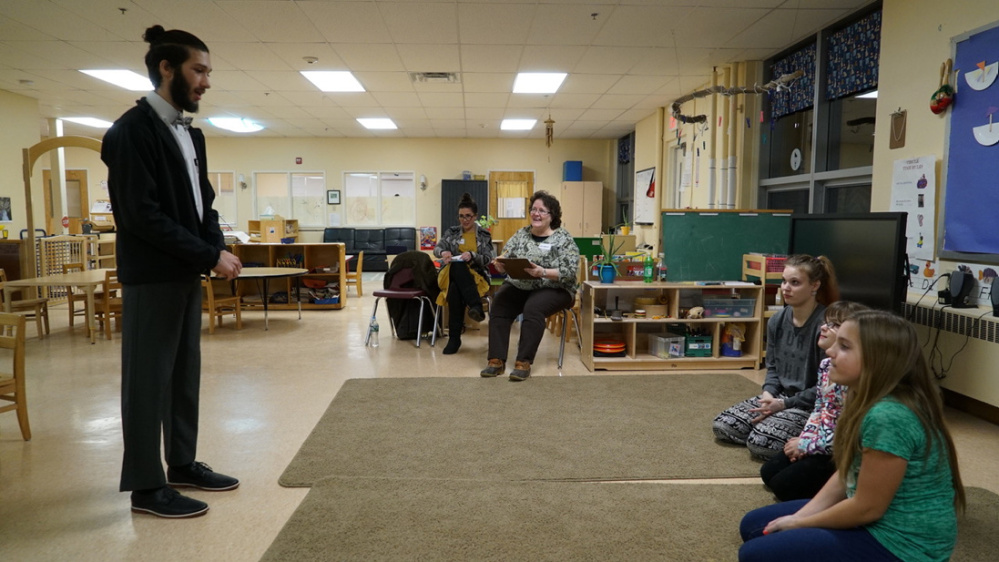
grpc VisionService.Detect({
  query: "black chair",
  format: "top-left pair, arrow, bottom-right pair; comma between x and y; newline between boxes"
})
365,267 -> 440,348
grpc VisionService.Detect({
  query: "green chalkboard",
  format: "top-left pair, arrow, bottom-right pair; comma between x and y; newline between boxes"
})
661,210 -> 791,281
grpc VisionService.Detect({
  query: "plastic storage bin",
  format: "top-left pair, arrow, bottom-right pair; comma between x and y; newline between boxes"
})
648,332 -> 685,358
685,335 -> 712,357
563,160 -> 582,181
702,298 -> 756,318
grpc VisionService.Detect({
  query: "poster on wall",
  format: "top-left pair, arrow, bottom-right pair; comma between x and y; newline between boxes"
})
890,155 -> 936,261
0,197 -> 12,222
634,167 -> 656,224
420,226 -> 437,250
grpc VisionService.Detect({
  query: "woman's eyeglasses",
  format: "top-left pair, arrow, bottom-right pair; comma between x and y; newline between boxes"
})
822,321 -> 840,329
530,208 -> 550,216
458,213 -> 475,219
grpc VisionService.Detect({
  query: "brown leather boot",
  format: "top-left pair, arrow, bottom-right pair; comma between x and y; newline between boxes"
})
509,360 -> 531,381
480,358 -> 505,377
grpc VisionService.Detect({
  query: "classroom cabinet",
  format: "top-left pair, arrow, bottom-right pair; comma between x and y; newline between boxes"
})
559,181 -> 602,237
247,218 -> 299,243
231,243 -> 346,310
580,280 -> 763,371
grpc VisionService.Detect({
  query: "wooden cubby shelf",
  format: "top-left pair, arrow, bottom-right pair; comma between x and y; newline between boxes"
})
231,243 -> 346,310
580,280 -> 764,371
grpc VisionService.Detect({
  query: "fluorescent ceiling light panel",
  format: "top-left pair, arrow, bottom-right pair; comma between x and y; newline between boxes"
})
80,69 -> 153,91
513,72 -> 567,94
357,118 -> 397,130
501,119 -> 536,130
208,117 -> 264,133
301,71 -> 365,92
61,117 -> 113,129
856,90 -> 878,99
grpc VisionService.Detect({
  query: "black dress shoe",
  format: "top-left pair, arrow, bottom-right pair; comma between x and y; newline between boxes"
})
131,486 -> 208,518
467,305 -> 485,323
167,461 -> 240,491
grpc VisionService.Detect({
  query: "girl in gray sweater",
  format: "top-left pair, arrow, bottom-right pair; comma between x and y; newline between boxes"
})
713,255 -> 839,459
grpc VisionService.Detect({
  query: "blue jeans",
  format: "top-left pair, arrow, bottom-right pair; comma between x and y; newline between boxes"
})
739,500 -> 901,562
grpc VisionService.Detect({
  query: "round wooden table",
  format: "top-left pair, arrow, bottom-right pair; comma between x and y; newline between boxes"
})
236,267 -> 308,330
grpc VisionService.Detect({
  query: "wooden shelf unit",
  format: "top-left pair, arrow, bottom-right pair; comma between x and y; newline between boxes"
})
231,243 -> 346,310
742,253 -> 785,285
83,233 -> 116,269
580,280 -> 764,371
247,218 -> 299,243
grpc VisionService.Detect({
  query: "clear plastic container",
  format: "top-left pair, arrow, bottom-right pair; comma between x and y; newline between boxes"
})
370,318 -> 380,347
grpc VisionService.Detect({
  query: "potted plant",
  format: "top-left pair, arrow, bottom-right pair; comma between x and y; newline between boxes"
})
476,214 -> 498,231
616,210 -> 633,236
596,234 -> 625,284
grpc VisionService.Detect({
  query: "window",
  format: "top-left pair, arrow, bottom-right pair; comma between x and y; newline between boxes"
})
253,172 -> 326,228
342,171 -> 415,227
766,109 -> 813,178
824,183 -> 872,214
826,95 -> 876,169
207,172 -> 237,229
760,3 -> 880,213
767,188 -> 809,214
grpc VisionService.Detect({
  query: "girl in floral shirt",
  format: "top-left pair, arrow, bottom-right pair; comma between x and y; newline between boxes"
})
760,301 -> 868,501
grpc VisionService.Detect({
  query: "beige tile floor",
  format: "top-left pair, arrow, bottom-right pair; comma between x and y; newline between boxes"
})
2,280 -> 998,560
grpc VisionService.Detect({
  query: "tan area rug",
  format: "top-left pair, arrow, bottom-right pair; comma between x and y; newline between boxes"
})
262,479 -> 774,562
279,374 -> 763,487
262,481 -> 998,562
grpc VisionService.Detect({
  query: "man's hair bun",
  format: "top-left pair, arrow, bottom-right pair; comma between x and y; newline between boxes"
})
143,25 -> 166,44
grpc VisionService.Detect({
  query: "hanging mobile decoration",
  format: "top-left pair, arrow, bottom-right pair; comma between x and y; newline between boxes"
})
669,70 -> 803,124
544,114 -> 555,162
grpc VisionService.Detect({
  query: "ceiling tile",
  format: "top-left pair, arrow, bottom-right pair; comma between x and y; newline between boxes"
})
380,2 -> 459,44
297,1 -> 391,44
0,0 -> 878,138
458,3 -> 536,45
460,45 -> 522,73
215,1 -> 326,43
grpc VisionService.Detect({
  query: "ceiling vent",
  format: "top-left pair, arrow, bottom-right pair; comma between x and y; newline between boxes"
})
410,72 -> 460,84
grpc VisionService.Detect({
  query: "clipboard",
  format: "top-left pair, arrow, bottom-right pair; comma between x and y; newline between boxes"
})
496,257 -> 535,279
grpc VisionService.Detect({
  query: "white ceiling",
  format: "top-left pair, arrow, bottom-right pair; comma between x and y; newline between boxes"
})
0,0 -> 872,139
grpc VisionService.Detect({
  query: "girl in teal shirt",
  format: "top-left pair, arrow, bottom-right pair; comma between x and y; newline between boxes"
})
739,310 -> 965,561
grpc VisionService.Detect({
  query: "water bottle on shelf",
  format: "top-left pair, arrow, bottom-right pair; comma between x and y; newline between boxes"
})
643,253 -> 654,283
370,317 -> 380,347
657,253 -> 668,282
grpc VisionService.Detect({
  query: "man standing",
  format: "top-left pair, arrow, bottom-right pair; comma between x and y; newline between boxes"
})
102,25 -> 242,518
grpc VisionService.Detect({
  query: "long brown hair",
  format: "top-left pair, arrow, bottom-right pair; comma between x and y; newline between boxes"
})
784,254 -> 840,305
833,310 -> 965,511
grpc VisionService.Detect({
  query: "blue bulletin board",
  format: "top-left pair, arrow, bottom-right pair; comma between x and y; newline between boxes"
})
941,21 -> 999,262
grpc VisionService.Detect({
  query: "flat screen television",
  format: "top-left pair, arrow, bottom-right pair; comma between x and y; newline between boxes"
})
788,213 -> 909,314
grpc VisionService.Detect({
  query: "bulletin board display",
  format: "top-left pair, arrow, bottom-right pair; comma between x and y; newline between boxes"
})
661,210 -> 791,281
941,21 -> 999,261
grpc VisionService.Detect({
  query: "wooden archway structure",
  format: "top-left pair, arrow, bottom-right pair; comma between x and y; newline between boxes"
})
21,136 -> 103,278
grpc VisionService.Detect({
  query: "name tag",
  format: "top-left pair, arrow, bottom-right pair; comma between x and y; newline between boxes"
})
459,238 -> 465,245
539,243 -> 552,252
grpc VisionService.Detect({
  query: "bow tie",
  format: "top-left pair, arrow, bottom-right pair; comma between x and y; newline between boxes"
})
171,115 -> 193,129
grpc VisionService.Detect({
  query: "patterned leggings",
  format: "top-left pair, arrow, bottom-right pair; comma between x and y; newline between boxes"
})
712,395 -> 809,460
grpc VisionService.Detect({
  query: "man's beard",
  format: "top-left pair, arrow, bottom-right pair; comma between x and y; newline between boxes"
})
171,70 -> 199,113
